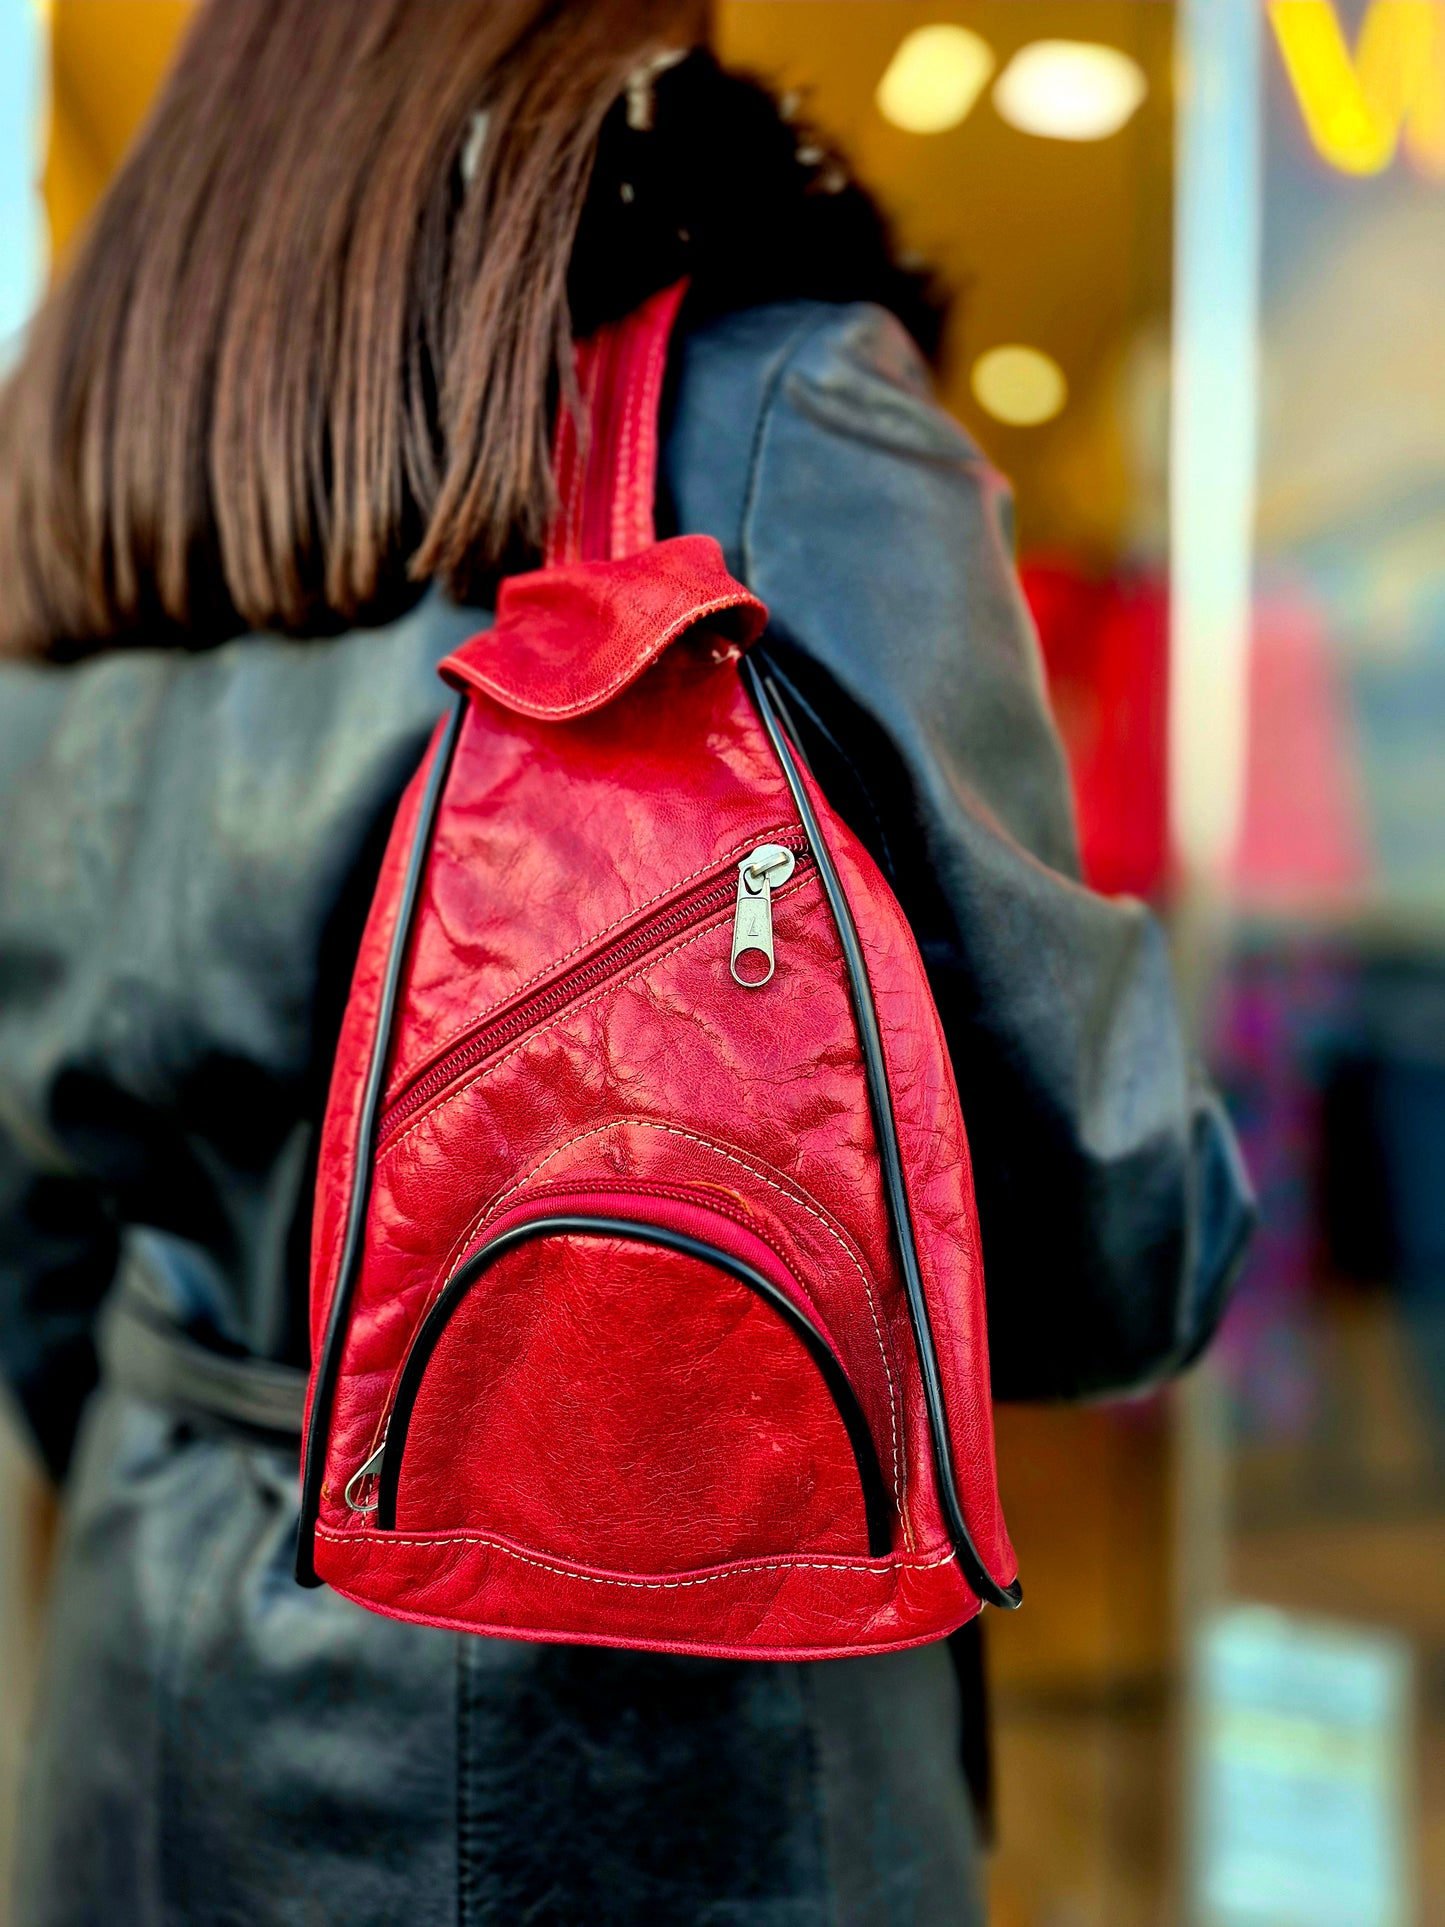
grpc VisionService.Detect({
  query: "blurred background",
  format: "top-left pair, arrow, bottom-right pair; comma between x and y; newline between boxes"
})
3,2 -> 1443,1921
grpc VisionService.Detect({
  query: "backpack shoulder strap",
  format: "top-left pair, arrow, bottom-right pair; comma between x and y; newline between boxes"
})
545,280 -> 688,568
439,277 -> 762,721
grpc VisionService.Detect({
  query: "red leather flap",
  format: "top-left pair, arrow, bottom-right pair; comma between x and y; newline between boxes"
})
439,534 -> 767,722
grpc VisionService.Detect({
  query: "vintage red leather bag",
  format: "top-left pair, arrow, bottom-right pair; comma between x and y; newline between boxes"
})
296,284 -> 1020,1658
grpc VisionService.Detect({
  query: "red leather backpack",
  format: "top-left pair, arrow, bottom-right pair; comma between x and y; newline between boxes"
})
296,284 -> 1020,1658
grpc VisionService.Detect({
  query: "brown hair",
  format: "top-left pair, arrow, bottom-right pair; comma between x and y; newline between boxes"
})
0,0 -> 707,659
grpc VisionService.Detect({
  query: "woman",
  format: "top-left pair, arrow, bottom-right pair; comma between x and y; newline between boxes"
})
0,3 -> 1252,1921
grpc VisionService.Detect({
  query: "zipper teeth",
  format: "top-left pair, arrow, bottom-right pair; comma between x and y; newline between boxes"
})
376,837 -> 810,1147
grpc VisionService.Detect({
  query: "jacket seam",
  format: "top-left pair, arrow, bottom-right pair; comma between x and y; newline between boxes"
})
734,305 -> 851,596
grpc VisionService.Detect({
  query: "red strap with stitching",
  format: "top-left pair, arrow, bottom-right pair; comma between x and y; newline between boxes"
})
545,280 -> 688,568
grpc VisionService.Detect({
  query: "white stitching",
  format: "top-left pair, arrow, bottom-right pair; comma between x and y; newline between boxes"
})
615,341 -> 642,556
374,926 -> 908,1530
388,824 -> 803,1096
364,907 -> 812,1471
317,1522 -> 955,1590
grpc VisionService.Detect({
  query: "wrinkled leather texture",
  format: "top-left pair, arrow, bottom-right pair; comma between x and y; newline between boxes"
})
0,296 -> 1248,1915
440,533 -> 765,720
396,1209 -> 871,1567
309,526 -> 1016,1655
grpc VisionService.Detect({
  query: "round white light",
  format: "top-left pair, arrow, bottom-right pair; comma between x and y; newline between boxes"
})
876,24 -> 996,136
993,40 -> 1147,142
970,346 -> 1068,427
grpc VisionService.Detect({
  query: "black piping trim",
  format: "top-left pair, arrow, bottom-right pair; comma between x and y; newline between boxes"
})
742,653 -> 1021,1611
295,696 -> 466,1586
374,1213 -> 893,1559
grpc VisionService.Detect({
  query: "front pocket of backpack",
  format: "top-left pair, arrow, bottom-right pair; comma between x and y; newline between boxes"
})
369,1196 -> 891,1573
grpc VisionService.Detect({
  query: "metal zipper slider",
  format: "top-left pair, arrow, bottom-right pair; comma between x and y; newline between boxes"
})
344,1438 -> 387,1514
730,844 -> 797,987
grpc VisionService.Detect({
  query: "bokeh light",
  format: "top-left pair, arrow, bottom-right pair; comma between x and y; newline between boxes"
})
970,343 -> 1068,425
876,23 -> 996,135
993,39 -> 1148,142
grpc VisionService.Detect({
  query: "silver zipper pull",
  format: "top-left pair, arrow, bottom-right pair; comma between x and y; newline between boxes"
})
344,1438 -> 387,1514
730,844 -> 797,987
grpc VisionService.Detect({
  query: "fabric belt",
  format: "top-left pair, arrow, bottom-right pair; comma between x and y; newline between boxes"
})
100,1295 -> 307,1444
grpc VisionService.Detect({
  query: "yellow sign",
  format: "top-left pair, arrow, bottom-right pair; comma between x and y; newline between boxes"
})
1269,0 -> 1445,177
45,0 -> 195,259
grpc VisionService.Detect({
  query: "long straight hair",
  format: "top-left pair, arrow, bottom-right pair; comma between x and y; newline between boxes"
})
0,0 -> 707,659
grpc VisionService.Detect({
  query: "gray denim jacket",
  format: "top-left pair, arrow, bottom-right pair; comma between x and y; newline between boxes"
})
0,301 -> 1250,1924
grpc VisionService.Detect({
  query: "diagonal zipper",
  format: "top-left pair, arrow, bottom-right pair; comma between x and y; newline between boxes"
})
375,833 -> 812,1150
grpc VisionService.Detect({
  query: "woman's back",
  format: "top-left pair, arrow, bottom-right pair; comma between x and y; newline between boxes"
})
0,13 -> 1250,1920
1,299 -> 1006,1924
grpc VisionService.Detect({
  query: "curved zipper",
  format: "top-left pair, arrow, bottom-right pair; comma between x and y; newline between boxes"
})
376,834 -> 811,1150
347,1171 -> 888,1497
296,696 -> 466,1588
370,1210 -> 893,1558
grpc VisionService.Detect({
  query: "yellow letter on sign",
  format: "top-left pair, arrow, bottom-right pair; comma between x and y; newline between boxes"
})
1268,0 -> 1445,177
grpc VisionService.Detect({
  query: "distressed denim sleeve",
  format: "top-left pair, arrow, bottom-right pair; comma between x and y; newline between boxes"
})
671,302 -> 1253,1397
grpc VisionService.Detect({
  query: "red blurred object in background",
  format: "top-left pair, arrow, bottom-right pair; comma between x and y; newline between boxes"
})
1022,560 -> 1170,901
1232,585 -> 1369,914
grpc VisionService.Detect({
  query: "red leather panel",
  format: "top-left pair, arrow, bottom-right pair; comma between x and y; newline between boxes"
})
307,615 -> 1017,1650
386,633 -> 800,1090
315,1526 -> 971,1662
307,716 -> 448,1374
798,766 -> 1018,1588
394,1207 -> 870,1570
